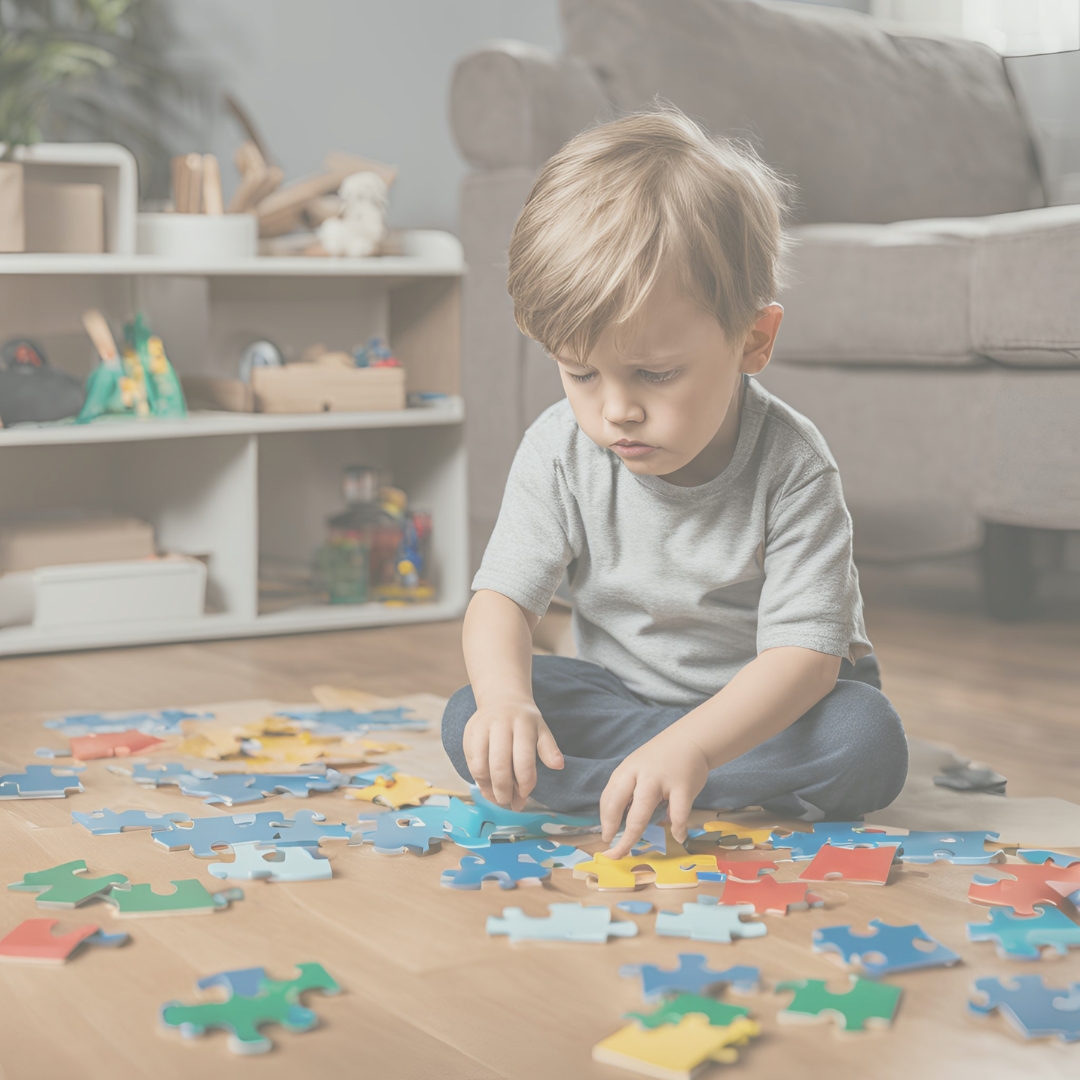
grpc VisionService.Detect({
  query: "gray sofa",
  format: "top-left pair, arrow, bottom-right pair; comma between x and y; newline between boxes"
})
450,0 -> 1080,618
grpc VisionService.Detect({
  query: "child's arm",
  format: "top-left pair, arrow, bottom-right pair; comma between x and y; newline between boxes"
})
600,646 -> 840,858
461,589 -> 565,810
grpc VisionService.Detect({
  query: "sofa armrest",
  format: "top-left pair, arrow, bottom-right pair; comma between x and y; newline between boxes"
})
450,39 -> 610,170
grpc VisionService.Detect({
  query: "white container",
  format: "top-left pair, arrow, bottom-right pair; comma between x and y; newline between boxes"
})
137,212 -> 258,260
32,556 -> 207,629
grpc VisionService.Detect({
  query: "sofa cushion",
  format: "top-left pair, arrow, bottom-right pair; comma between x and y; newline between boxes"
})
561,0 -> 1045,225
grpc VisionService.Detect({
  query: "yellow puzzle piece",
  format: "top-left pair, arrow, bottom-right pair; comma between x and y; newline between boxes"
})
701,820 -> 778,848
573,827 -> 719,890
344,773 -> 466,809
593,1015 -> 760,1079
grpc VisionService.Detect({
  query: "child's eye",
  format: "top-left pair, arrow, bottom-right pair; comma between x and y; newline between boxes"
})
639,369 -> 679,383
569,371 -> 597,383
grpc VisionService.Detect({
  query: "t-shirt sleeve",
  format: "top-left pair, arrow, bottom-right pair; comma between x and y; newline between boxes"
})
470,423 -> 576,617
756,464 -> 873,663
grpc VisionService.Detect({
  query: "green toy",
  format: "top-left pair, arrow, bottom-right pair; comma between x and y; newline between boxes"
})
8,859 -> 127,908
627,993 -> 750,1030
105,879 -> 243,917
776,976 -> 902,1032
124,311 -> 186,418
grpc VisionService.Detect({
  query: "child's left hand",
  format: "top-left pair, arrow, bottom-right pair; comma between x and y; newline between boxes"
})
598,731 -> 711,860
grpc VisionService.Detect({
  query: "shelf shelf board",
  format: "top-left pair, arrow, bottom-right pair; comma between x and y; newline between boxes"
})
0,397 -> 464,447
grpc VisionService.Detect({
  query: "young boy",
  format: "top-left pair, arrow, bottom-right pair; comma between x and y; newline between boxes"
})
442,107 -> 908,859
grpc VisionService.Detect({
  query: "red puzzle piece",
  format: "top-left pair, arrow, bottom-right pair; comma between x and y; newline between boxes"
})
968,862 -> 1080,916
69,729 -> 165,760
0,918 -> 99,963
711,858 -> 780,881
798,843 -> 896,886
715,875 -> 824,915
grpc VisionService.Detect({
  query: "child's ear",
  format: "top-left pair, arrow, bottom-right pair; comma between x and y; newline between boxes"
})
740,304 -> 783,375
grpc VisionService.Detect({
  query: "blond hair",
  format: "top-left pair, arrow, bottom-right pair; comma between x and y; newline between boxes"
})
508,105 -> 795,362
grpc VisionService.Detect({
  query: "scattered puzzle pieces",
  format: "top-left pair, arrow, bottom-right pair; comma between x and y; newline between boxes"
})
967,905 -> 1080,960
776,976 -> 902,1032
769,824 -> 895,861
893,831 -> 1004,865
116,762 -> 346,806
574,827 -> 718,890
73,808 -> 191,835
47,708 -> 209,737
712,876 -> 823,916
209,844 -> 332,882
696,858 -> 780,883
276,706 -> 426,736
353,812 -> 447,855
797,844 -> 896,885
698,820 -> 778,847
968,862 -> 1080,915
626,992 -> 750,1030
8,860 -> 127,908
69,729 -> 165,760
105,880 -> 243,917
813,920 -> 960,977
619,955 -> 761,1003
267,809 -> 352,848
439,839 -> 582,890
1018,850 -> 1080,868
969,975 -> 1080,1042
0,765 -> 85,799
593,1014 -> 760,1078
0,918 -> 128,964
154,812 -> 290,857
656,898 -> 767,944
345,772 -> 466,809
487,903 -> 638,943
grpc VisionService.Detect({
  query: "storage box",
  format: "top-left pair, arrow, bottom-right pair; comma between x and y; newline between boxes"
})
252,365 -> 406,413
180,375 -> 256,413
24,180 -> 105,253
0,516 -> 156,573
137,211 -> 258,260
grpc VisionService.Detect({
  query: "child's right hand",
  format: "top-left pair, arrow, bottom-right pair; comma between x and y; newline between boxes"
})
462,699 -> 564,811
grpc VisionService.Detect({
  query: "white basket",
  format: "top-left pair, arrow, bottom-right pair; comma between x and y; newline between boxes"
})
137,212 -> 258,260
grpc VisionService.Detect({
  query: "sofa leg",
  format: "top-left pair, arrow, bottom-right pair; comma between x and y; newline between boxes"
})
981,522 -> 1036,621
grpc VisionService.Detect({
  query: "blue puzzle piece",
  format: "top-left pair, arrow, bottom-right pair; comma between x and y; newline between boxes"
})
465,786 -> 599,837
34,747 -> 72,759
120,762 -> 202,785
0,765 -> 85,799
1019,850 -> 1080,868
970,975 -> 1080,1041
197,966 -> 267,998
46,708 -> 209,737
354,812 -> 447,855
813,920 -> 961,977
346,765 -> 399,789
655,898 -> 768,944
175,769 -> 346,806
73,809 -> 192,835
440,840 -> 564,890
967,905 -> 1080,960
616,901 -> 655,915
619,954 -> 761,1003
267,810 -> 351,848
894,831 -> 1004,864
277,707 -> 427,736
487,903 -> 638,943
769,823 -> 900,860
153,813 -> 286,857
208,843 -> 332,882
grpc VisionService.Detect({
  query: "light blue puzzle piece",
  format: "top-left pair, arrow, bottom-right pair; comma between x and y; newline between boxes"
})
73,808 -> 192,835
440,840 -> 568,890
967,905 -> 1080,960
619,954 -> 761,1003
769,823 -> 901,860
346,765 -> 399,789
895,831 -> 1004,864
354,812 -> 447,855
118,762 -> 203,786
487,902 -> 638,943
208,843 -> 332,882
197,966 -> 267,998
267,809 -> 351,848
1019,850 -> 1080,868
970,975 -> 1080,1041
616,901 -> 654,915
174,769 -> 346,806
0,765 -> 85,799
467,786 -> 600,837
655,898 -> 767,944
153,813 -> 286,857
46,708 -> 210,737
277,706 -> 427,736
84,929 -> 129,949
813,920 -> 961,977
34,747 -> 72,759
616,823 -> 666,854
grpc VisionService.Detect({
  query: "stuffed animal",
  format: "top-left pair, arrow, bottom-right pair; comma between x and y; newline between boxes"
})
317,171 -> 389,258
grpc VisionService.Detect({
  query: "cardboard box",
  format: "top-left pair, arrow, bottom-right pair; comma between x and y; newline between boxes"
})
24,179 -> 105,253
0,516 -> 156,573
251,365 -> 406,413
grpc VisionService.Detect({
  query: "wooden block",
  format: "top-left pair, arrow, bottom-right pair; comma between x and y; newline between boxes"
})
0,161 -> 26,252
323,150 -> 397,188
183,153 -> 203,213
24,181 -> 104,253
179,375 -> 255,413
201,154 -> 224,215
251,365 -> 406,414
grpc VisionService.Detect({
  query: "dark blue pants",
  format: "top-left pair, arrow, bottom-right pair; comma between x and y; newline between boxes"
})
441,653 -> 908,821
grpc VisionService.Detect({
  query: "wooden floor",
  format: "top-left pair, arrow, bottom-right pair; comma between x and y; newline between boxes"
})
1,558 -> 1078,1079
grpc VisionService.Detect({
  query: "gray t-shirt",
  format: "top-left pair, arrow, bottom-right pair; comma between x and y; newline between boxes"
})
472,373 -> 873,708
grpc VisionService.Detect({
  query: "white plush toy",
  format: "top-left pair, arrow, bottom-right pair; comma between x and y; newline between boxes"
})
318,171 -> 389,257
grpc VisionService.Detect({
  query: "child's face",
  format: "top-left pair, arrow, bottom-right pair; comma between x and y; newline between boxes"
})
551,266 -> 782,484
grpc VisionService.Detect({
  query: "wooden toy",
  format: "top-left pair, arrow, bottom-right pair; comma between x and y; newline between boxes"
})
487,903 -> 639,943
967,905 -> 1080,959
696,858 -> 779,883
0,918 -> 128,964
153,812 -> 287,857
574,827 -> 718,890
72,809 -> 191,835
813,920 -> 961,977
655,899 -> 767,944
711,876 -> 824,916
797,843 -> 897,885
69,729 -> 164,760
776,976 -> 902,1032
0,764 -> 85,799
9,860 -> 127,908
620,955 -> 760,1003
969,975 -> 1080,1041
593,1014 -> 760,1078
105,880 -> 243,917
893,830 -> 1005,864
617,901 -> 655,915
267,809 -> 352,848
345,772 -> 465,809
626,992 -> 750,1029
161,962 -> 341,1055
770,824 -> 896,861
209,844 -> 332,883
352,812 -> 447,855
1018,849 -> 1080,868
968,862 -> 1080,915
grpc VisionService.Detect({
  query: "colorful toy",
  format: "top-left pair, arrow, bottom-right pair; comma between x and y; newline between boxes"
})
345,772 -> 466,809
655,898 -> 767,944
574,827 -> 718,891
72,809 -> 191,835
620,955 -> 761,1003
769,824 -> 895,861
69,730 -> 165,760
969,975 -> 1080,1042
105,880 -> 244,917
711,876 -> 823,916
776,976 -> 902,1032
696,857 -> 780,883
487,903 -> 639,943
352,812 -> 447,855
9,860 -> 127,908
967,905 -> 1080,960
209,844 -> 332,883
797,844 -> 897,885
617,901 -> 655,915
968,862 -> 1080,915
0,919 -> 128,964
812,920 -> 961,977
160,962 -> 341,1055
153,812 -> 287,857
626,992 -> 750,1029
0,765 -> 85,799
893,830 -> 1005,865
593,1014 -> 760,1078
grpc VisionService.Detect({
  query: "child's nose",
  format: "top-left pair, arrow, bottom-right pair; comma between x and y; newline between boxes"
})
602,390 -> 645,426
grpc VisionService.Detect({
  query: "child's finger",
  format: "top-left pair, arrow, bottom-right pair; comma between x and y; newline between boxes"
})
667,790 -> 693,845
599,772 -> 635,845
536,724 -> 564,771
607,788 -> 659,860
487,725 -> 516,808
511,730 -> 537,810
465,731 -> 493,801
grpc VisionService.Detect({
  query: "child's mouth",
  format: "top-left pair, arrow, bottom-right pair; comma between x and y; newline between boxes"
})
611,441 -> 657,458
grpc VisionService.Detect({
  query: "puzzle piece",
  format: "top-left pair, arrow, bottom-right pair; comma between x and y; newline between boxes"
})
620,955 -> 761,1003
0,918 -> 128,964
72,808 -> 192,835
161,962 -> 341,1055
1018,850 -> 1080,868
267,809 -> 352,848
47,708 -> 208,737
0,765 -> 85,799
967,905 -> 1080,960
174,769 -> 346,806
696,857 -> 779,883
346,764 -> 399,789
8,860 -> 127,908
196,966 -> 268,997
34,747 -> 72,758
69,729 -> 165,760
617,901 -> 654,915
209,844 -> 332,882
699,820 -> 778,847
353,812 -> 447,855
614,823 -> 667,854
777,976 -> 902,1032
968,862 -> 1080,915
277,706 -> 426,736
797,843 -> 896,885
465,786 -> 600,838
440,843 -> 552,890
593,1014 -> 760,1078
893,830 -> 1004,864
574,826 -> 718,890
627,992 -> 750,1029
969,975 -> 1080,1042
117,761 -> 195,785
712,876 -> 824,916
153,812 -> 288,857
345,772 -> 466,809
487,903 -> 639,943
656,898 -> 767,944
769,823 -> 895,861
813,920 -> 961,977
105,880 -> 243,917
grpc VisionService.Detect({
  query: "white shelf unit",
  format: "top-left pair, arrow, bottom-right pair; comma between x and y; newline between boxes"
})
0,230 -> 468,656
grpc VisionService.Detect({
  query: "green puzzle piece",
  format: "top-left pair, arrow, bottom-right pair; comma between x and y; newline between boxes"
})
627,993 -> 751,1029
777,976 -> 902,1031
106,879 -> 243,917
161,962 -> 340,1055
8,860 -> 128,908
